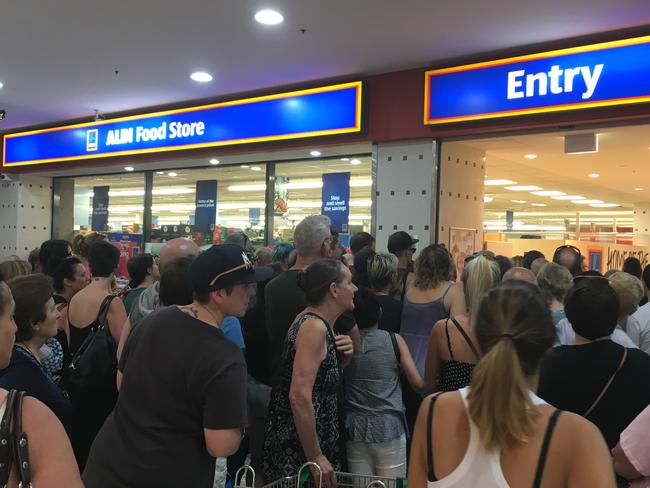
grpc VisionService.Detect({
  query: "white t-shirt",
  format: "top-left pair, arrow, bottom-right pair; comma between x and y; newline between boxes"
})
555,318 -> 637,349
631,304 -> 650,355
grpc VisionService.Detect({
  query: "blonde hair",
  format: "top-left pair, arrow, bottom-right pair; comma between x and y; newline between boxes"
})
462,256 -> 501,318
467,281 -> 555,450
367,253 -> 398,291
608,271 -> 644,316
0,259 -> 32,281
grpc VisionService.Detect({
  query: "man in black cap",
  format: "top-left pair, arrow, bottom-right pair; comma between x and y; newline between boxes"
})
387,230 -> 419,299
83,244 -> 273,488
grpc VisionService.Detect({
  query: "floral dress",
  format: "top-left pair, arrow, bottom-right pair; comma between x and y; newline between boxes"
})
263,312 -> 343,482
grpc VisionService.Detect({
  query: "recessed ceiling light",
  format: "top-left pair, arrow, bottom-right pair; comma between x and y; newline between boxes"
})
505,185 -> 542,191
350,159 -> 362,165
255,9 -> 284,25
156,171 -> 165,175
210,159 -> 220,165
0,81 -> 3,89
588,173 -> 600,178
531,190 -> 566,197
484,179 -> 517,186
124,166 -> 134,172
524,154 -> 538,159
590,203 -> 620,208
190,71 -> 213,82
310,150 -> 321,157
484,196 -> 494,203
340,158 -> 350,161
511,199 -> 527,203
635,187 -> 644,191
531,203 -> 547,207
552,195 -> 584,200
240,165 -> 250,169
572,199 -> 603,204
251,166 -> 262,171
167,172 -> 178,177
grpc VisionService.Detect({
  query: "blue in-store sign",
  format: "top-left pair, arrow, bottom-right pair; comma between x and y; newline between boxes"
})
91,186 -> 110,231
322,172 -> 350,233
194,180 -> 217,233
424,36 -> 650,124
3,81 -> 363,167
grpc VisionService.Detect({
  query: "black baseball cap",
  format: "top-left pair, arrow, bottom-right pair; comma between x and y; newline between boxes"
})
189,244 -> 273,293
387,231 -> 418,254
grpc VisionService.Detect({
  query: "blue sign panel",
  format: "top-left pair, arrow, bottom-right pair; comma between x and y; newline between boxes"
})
194,180 -> 217,233
91,186 -> 109,231
3,82 -> 363,167
322,172 -> 350,233
424,36 -> 650,124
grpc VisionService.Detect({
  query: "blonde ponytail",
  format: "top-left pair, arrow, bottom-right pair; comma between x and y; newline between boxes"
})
463,256 -> 501,318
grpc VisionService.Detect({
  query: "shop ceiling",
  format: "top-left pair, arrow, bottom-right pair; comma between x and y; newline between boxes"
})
1,1 -> 650,131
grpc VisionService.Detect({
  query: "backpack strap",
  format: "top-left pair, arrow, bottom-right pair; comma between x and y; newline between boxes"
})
444,319 -> 454,360
389,332 -> 401,366
449,317 -> 481,360
532,409 -> 562,488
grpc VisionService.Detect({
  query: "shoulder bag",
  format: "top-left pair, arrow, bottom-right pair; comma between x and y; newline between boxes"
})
584,347 -> 628,418
0,390 -> 32,487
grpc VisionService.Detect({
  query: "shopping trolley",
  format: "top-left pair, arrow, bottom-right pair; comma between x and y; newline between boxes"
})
262,462 -> 398,488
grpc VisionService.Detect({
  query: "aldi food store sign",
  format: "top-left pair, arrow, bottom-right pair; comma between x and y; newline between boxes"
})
424,36 -> 650,124
3,81 -> 363,167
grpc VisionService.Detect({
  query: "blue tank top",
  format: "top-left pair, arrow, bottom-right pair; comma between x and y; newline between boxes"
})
400,283 -> 453,376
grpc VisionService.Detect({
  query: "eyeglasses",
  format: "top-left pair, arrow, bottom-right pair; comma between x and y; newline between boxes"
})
554,245 -> 582,256
208,260 -> 254,286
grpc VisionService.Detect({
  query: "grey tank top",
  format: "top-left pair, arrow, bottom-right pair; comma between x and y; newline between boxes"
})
343,329 -> 407,443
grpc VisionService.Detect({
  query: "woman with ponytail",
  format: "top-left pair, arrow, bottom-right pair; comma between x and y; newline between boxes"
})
263,259 -> 357,487
123,255 -> 159,314
424,255 -> 500,393
409,280 -> 615,488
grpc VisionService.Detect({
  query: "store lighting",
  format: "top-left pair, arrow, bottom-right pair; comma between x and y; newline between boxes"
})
254,9 -> 284,25
572,199 -> 603,204
340,158 -> 350,161
531,203 -> 547,207
484,179 -> 516,186
590,203 -> 621,208
227,178 -> 372,192
250,166 -> 262,171
635,187 -> 644,191
524,154 -> 538,159
124,166 -> 135,172
240,165 -> 250,169
588,173 -> 600,178
190,72 -> 213,82
552,195 -> 584,200
531,190 -> 565,197
505,185 -> 542,191
484,196 -> 494,203
510,200 -> 527,204
0,82 -> 3,89
156,171 -> 165,175
309,150 -> 322,157
210,159 -> 220,165
350,159 -> 362,165
167,172 -> 178,177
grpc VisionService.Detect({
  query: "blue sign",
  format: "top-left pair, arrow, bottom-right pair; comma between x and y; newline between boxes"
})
249,207 -> 261,226
3,82 -> 363,167
194,180 -> 217,233
322,172 -> 350,233
91,186 -> 109,231
424,36 -> 650,124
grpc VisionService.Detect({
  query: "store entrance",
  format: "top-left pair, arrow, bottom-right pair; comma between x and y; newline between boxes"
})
444,123 -> 650,273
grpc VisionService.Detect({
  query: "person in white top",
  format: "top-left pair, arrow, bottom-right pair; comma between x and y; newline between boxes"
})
631,265 -> 650,354
609,271 -> 646,350
408,280 -> 615,488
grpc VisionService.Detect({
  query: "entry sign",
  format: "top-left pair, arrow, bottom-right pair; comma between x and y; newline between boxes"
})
91,186 -> 110,231
3,81 -> 363,167
194,180 -> 217,233
322,172 -> 350,233
424,36 -> 650,124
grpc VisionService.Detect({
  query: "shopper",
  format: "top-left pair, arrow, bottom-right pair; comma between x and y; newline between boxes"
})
344,287 -> 422,478
632,265 -> 650,353
272,242 -> 294,269
123,254 -> 159,315
352,248 -> 376,288
66,241 -> 127,469
0,270 -> 83,486
39,239 -> 72,276
265,215 -> 360,381
494,255 -> 512,279
0,274 -> 72,432
623,257 -> 643,280
521,249 -> 545,270
367,253 -> 403,333
83,244 -> 271,487
424,255 -> 499,393
387,231 -> 418,299
612,404 -> 650,487
608,271 -> 646,351
530,257 -> 549,276
553,245 -> 582,276
538,278 -> 650,449
263,259 -> 356,487
0,258 -> 32,280
350,232 -> 375,258
537,262 -> 573,326
502,266 -> 538,284
408,281 -> 616,488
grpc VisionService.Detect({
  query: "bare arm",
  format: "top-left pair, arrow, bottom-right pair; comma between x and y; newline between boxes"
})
204,428 -> 243,458
22,396 -> 83,487
567,415 -> 617,488
408,395 -> 433,488
447,283 -> 466,319
423,321 -> 444,393
116,316 -> 131,363
107,298 -> 128,344
612,442 -> 643,481
396,333 -> 424,392
347,325 -> 361,354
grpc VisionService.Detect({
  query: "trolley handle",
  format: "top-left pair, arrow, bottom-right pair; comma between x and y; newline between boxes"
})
298,461 -> 323,488
366,481 -> 386,488
234,465 -> 256,488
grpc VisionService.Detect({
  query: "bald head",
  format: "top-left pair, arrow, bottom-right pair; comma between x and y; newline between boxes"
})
503,266 -> 538,285
159,238 -> 200,269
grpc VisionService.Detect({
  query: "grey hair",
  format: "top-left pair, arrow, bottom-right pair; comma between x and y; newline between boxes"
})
537,262 -> 573,303
368,253 -> 399,290
294,215 -> 332,257
609,271 -> 644,316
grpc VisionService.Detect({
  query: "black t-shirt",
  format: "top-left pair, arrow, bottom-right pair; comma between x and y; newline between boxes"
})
82,306 -> 248,488
538,340 -> 650,448
265,269 -> 356,380
376,294 -> 403,334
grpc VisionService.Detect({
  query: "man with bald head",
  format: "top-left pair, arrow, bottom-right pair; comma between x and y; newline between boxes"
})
130,237 -> 200,326
503,266 -> 538,285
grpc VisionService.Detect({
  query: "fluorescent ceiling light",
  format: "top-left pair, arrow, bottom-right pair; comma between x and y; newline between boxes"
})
156,171 -> 165,175
350,159 -> 361,165
588,173 -> 600,178
124,166 -> 134,172
0,82 -> 3,89
505,185 -> 542,191
572,199 -> 603,204
524,154 -> 537,159
254,9 -> 284,25
484,179 -> 516,186
340,158 -> 350,161
531,203 -> 547,207
552,195 -> 584,200
167,172 -> 178,177
227,178 -> 372,192
251,166 -> 262,171
531,190 -> 565,197
190,72 -> 213,83
240,165 -> 249,169
484,196 -> 494,203
635,187 -> 644,191
210,159 -> 220,165
309,150 -> 321,157
590,203 -> 620,208
511,200 -> 527,203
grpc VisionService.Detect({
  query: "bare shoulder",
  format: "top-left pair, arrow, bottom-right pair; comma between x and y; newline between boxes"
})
430,318 -> 448,337
296,316 -> 328,338
22,395 -> 62,428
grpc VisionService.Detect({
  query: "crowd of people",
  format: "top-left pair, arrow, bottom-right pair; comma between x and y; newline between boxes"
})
0,223 -> 648,487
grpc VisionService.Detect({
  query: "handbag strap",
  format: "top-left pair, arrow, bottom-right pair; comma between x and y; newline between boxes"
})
389,332 -> 401,366
584,347 -> 628,418
0,390 -> 17,485
12,391 -> 31,487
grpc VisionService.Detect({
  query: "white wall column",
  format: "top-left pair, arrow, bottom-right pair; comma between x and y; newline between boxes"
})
634,203 -> 650,247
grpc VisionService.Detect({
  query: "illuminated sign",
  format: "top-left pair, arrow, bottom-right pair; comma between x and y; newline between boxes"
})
3,81 -> 363,167
424,36 -> 650,124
